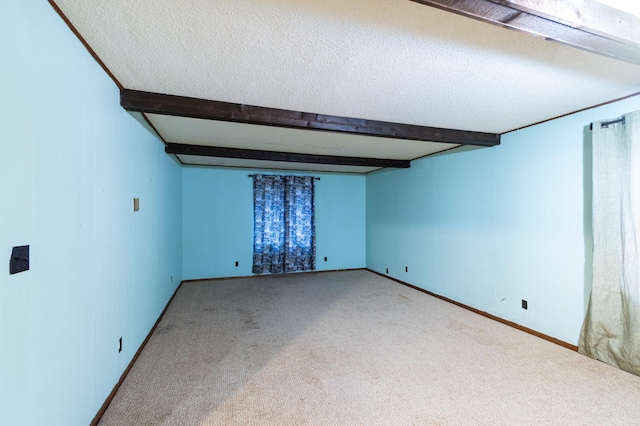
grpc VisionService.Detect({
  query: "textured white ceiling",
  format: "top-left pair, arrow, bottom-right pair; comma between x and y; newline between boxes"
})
52,0 -> 640,172
147,114 -> 457,160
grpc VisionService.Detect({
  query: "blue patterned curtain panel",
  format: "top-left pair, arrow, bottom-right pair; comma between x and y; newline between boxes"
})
252,175 -> 316,274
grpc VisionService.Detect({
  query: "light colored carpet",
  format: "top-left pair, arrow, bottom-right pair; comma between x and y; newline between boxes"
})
99,270 -> 640,425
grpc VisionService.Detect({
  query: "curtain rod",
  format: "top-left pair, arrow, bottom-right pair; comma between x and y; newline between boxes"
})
248,174 -> 320,180
590,117 -> 625,130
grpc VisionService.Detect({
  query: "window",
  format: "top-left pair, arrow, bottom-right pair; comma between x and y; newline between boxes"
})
252,175 -> 316,274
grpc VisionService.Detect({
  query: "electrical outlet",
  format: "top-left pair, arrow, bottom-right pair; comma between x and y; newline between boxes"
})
405,266 -> 408,273
118,337 -> 123,353
386,268 -> 389,274
235,261 -> 239,267
170,275 -> 173,283
522,300 -> 528,310
324,257 -> 327,262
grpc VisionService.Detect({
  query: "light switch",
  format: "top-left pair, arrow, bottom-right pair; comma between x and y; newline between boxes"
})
10,245 -> 29,274
133,198 -> 139,211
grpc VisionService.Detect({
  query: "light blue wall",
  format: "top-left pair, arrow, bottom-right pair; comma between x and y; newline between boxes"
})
183,167 -> 366,280
367,94 -> 640,346
0,2 -> 182,425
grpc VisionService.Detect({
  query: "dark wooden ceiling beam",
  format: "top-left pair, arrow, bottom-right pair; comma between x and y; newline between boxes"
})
121,89 -> 500,147
411,0 -> 640,65
166,143 -> 411,169
499,0 -> 640,46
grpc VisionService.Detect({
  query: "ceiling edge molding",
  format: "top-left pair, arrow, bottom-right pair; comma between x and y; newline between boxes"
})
121,89 -> 500,147
411,0 -> 640,65
165,144 -> 412,169
48,1 -> 124,89
503,90 -> 640,134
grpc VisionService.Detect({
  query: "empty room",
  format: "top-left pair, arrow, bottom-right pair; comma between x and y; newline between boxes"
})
3,0 -> 640,424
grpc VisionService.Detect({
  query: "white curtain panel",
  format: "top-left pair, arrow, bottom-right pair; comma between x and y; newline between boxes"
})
579,110 -> 640,376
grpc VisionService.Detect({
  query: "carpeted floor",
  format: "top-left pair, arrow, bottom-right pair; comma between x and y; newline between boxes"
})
98,270 -> 640,425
